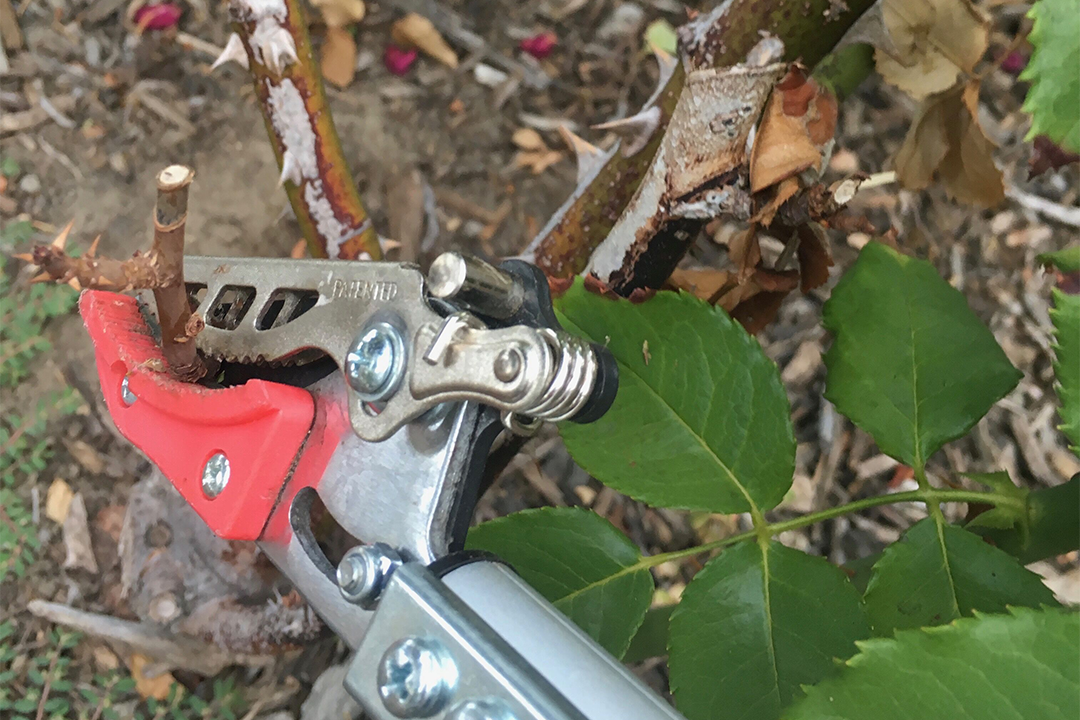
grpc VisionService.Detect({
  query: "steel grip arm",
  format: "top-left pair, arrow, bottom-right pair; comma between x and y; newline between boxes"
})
344,556 -> 685,720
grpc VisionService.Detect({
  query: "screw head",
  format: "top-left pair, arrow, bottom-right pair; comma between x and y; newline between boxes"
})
446,699 -> 517,720
336,543 -> 402,608
201,453 -> 230,498
493,348 -> 522,383
121,376 -> 137,406
345,321 -> 405,401
377,637 -> 457,718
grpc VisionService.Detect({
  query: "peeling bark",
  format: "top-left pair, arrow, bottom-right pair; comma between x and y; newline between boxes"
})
225,0 -> 380,260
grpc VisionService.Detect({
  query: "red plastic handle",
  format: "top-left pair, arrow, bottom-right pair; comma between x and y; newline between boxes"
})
80,291 -> 316,540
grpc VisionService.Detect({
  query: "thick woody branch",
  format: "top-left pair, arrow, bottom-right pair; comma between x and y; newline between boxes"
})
220,0 -> 380,260
524,0 -> 876,292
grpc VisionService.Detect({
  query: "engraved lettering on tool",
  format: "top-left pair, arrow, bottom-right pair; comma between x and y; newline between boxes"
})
331,279 -> 399,301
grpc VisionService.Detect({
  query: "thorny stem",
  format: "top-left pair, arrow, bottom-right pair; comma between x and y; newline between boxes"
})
227,0 -> 381,260
636,487 -> 1025,570
152,165 -> 206,382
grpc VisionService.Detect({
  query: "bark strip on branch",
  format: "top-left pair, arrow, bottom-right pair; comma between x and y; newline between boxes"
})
222,0 -> 380,260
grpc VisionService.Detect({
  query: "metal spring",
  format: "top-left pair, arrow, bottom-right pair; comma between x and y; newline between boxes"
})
501,328 -> 599,435
529,328 -> 598,423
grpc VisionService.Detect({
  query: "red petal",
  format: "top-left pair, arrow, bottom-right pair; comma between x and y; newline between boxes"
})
134,3 -> 183,31
519,32 -> 557,60
383,45 -> 418,76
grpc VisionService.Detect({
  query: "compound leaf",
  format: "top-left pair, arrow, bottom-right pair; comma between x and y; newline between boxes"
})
1021,0 -> 1080,152
465,507 -> 652,658
785,607 -> 1079,720
863,519 -> 1057,636
823,242 -> 1021,468
556,282 -> 795,514
669,541 -> 870,720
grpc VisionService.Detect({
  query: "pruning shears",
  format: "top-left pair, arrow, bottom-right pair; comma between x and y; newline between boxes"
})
80,251 -> 684,720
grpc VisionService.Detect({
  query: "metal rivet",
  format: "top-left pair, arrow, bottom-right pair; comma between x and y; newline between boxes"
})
121,376 -> 137,406
445,698 -> 518,720
377,637 -> 457,718
337,544 -> 402,608
201,453 -> 230,498
426,252 -> 469,300
493,348 -> 522,383
346,321 -> 405,402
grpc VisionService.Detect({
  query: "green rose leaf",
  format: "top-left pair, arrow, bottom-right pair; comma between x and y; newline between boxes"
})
823,242 -> 1021,468
863,518 -> 1057,636
465,507 -> 652,658
1050,286 -> 1079,453
1038,246 -> 1080,274
556,281 -> 795,514
785,607 -> 1080,720
1021,0 -> 1080,152
973,475 -> 1079,564
669,541 -> 870,720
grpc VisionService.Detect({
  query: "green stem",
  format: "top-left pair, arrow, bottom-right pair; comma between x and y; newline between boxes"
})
639,487 -> 1024,569
914,462 -> 948,526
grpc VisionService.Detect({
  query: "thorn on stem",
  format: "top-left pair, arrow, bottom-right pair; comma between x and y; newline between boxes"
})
593,106 -> 662,157
211,33 -> 250,71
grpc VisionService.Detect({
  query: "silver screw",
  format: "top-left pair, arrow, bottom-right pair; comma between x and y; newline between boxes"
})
345,321 -> 405,401
201,453 -> 230,498
377,637 -> 457,718
121,376 -> 137,406
493,348 -> 522,383
445,699 -> 517,720
337,543 -> 402,608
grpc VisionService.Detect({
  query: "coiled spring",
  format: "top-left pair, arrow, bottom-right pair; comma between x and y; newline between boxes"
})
503,328 -> 598,434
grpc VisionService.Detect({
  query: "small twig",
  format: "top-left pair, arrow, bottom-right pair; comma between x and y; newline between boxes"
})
38,95 -> 75,129
175,31 -> 224,60
38,137 -> 83,181
26,600 -> 277,675
34,647 -> 61,720
1006,185 -> 1080,228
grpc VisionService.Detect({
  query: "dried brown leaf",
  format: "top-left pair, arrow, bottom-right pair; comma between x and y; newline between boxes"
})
391,13 -> 459,68
894,79 -> 1004,206
45,478 -> 75,524
512,127 -> 547,152
875,0 -> 989,100
669,267 -> 733,302
749,68 -> 834,193
129,653 -> 177,700
320,26 -> 357,88
310,0 -> 365,28
515,149 -> 564,174
752,176 -> 801,226
62,493 -> 99,573
795,223 -> 833,292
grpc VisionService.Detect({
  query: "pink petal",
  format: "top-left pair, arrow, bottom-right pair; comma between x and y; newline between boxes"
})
1000,50 -> 1027,76
519,32 -> 557,60
134,3 -> 183,30
384,45 -> 418,76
